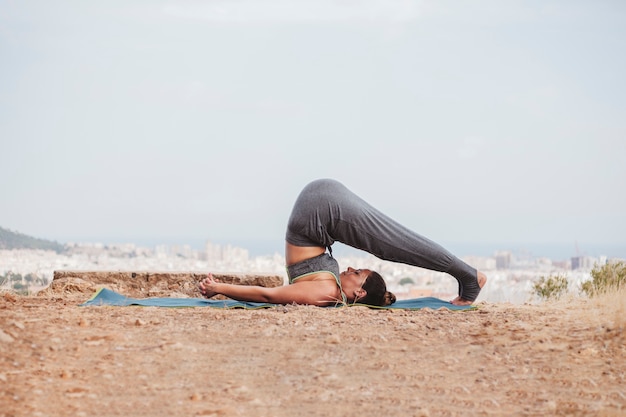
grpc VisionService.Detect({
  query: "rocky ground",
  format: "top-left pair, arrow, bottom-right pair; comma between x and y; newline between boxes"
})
1,280 -> 625,417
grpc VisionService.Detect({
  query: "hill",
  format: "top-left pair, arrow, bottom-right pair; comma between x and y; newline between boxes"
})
0,226 -> 65,253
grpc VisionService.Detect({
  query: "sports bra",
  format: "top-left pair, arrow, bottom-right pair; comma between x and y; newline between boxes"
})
285,252 -> 347,305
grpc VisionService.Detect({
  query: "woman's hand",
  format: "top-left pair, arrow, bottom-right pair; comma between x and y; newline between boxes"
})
198,273 -> 220,298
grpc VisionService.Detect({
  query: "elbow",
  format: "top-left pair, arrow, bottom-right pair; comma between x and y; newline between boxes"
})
257,288 -> 278,304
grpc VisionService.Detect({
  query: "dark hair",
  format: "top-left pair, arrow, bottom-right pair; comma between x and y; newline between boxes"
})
357,271 -> 396,306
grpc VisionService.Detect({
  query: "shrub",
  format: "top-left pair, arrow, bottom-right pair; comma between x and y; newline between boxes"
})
581,261 -> 626,297
532,274 -> 569,301
398,277 -> 415,286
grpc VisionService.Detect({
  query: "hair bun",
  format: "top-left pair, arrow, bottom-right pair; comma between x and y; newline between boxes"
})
383,291 -> 396,306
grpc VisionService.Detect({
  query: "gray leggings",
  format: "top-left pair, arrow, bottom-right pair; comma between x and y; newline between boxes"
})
286,179 -> 481,301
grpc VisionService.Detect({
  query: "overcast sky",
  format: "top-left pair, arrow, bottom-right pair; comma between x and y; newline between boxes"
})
1,1 -> 625,256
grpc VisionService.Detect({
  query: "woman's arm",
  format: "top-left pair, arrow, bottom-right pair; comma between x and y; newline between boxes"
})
198,273 -> 339,307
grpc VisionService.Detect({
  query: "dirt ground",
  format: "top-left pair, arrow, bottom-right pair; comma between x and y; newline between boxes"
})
1,285 -> 625,417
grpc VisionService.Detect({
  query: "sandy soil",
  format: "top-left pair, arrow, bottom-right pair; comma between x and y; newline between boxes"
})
1,286 -> 625,417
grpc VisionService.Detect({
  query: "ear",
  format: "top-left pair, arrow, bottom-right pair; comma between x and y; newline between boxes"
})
354,288 -> 367,300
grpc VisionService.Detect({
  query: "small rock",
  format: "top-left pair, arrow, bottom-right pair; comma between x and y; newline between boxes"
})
11,321 -> 25,330
65,387 -> 87,398
196,409 -> 234,417
0,329 -> 14,343
170,342 -> 184,350
135,319 -> 146,326
190,392 -> 202,401
2,292 -> 17,302
78,318 -> 89,327
415,408 -> 430,417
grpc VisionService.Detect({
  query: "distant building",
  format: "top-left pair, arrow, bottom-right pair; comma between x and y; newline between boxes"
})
205,241 -> 223,261
223,244 -> 249,264
462,256 -> 497,271
571,256 -> 596,270
494,251 -> 512,270
205,241 -> 249,263
552,259 -> 571,270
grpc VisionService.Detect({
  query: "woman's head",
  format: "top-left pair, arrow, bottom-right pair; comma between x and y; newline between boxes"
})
340,267 -> 396,307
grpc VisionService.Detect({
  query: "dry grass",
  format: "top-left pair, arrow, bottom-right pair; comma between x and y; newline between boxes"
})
587,286 -> 626,335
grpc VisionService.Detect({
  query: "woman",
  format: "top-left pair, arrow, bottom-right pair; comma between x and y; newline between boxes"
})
199,179 -> 486,307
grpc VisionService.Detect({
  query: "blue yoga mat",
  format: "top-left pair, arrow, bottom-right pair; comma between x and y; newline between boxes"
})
81,288 -> 475,310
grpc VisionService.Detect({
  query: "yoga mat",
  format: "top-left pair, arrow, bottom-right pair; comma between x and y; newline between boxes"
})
81,288 -> 475,310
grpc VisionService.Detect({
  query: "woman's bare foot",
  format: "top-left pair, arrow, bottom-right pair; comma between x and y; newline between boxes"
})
450,271 -> 487,305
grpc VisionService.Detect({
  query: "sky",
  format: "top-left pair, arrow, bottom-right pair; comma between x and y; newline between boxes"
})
1,0 -> 625,257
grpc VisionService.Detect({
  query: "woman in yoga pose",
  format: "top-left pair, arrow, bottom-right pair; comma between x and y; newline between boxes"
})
199,179 -> 487,307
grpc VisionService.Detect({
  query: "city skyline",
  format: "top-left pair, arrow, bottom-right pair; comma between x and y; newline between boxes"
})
3,236 -> 614,304
3,222 -> 624,261
47,235 -> 626,262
